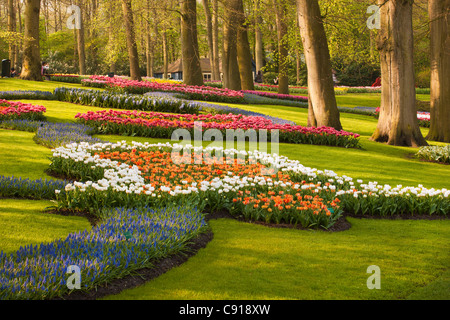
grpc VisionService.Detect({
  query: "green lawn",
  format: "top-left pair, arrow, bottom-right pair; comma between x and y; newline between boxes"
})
0,78 -> 86,92
0,129 -> 53,180
103,218 -> 450,300
0,79 -> 448,300
0,199 -> 91,254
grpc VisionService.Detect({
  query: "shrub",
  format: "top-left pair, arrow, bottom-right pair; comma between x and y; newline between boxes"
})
416,145 -> 450,164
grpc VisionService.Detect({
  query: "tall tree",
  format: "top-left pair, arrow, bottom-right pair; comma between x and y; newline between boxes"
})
180,0 -> 203,85
122,0 -> 142,81
202,0 -> 218,81
76,0 -> 86,75
426,0 -> 450,142
371,0 -> 427,147
297,0 -> 342,130
20,0 -> 42,81
8,0 -> 17,69
236,0 -> 255,90
273,0 -> 289,94
254,0 -> 264,76
211,0 -> 220,80
145,0 -> 154,77
222,0 -> 241,90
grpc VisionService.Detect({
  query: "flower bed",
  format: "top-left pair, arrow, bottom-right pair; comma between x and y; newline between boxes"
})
74,110 -> 361,148
0,90 -> 55,100
0,120 -> 103,149
241,90 -> 308,102
417,112 -> 431,128
49,142 -> 345,229
0,206 -> 207,300
49,142 -> 449,231
53,87 -> 200,115
82,76 -> 245,104
0,175 -> 69,200
253,84 -> 348,95
49,74 -> 89,84
0,100 -> 46,121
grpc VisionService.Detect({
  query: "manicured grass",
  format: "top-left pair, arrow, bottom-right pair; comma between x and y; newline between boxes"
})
0,199 -> 91,254
0,78 -> 85,92
335,93 -> 382,108
0,129 -> 53,180
103,217 -> 450,300
10,100 -> 114,124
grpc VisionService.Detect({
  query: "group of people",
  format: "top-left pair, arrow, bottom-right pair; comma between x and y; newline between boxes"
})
4,61 -> 50,79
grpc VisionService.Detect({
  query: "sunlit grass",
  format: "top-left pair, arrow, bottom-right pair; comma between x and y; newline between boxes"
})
103,218 -> 450,300
0,78 -> 87,92
0,199 -> 91,254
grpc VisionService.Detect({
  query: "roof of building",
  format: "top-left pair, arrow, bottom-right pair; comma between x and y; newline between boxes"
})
154,58 -> 220,74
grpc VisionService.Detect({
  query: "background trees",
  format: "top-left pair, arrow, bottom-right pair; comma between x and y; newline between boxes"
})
0,0 -> 447,143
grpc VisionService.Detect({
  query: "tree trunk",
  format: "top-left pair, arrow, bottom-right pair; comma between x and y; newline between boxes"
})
426,0 -> 450,142
75,0 -> 86,75
222,0 -> 241,90
212,0 -> 220,81
122,0 -> 141,81
20,0 -> 42,81
297,0 -> 342,130
163,29 -> 169,79
236,0 -> 255,90
254,0 -> 264,75
273,0 -> 289,94
371,0 -> 428,147
146,0 -> 153,77
202,0 -> 216,81
8,0 -> 16,69
181,0 -> 204,85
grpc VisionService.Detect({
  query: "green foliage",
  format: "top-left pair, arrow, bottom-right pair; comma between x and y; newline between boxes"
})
262,71 -> 278,85
416,69 -> 431,88
41,31 -> 78,74
416,145 -> 450,164
333,59 -> 380,87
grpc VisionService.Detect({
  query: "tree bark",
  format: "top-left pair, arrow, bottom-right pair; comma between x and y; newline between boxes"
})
212,0 -> 220,80
76,0 -> 86,75
273,0 -> 289,94
180,0 -> 204,85
297,0 -> 342,130
236,0 -> 255,90
426,0 -> 450,142
146,0 -> 154,77
222,0 -> 241,90
122,0 -> 141,81
254,0 -> 264,75
202,0 -> 216,82
371,0 -> 428,147
8,0 -> 17,69
20,0 -> 42,81
163,29 -> 169,79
